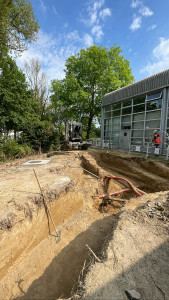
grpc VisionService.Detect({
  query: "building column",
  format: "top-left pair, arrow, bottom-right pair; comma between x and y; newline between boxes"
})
161,88 -> 168,154
101,106 -> 104,145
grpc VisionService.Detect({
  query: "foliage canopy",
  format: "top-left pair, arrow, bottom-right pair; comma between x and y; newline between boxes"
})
0,56 -> 40,133
0,0 -> 39,60
51,45 -> 134,139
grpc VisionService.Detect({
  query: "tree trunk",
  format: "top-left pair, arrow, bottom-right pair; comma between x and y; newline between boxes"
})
86,113 -> 93,140
14,130 -> 16,139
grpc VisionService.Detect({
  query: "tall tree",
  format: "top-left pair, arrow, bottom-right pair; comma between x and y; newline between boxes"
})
0,56 -> 40,134
24,58 -> 49,118
51,45 -> 134,139
0,0 -> 39,60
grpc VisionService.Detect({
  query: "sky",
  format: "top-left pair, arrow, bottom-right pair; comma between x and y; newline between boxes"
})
16,0 -> 169,83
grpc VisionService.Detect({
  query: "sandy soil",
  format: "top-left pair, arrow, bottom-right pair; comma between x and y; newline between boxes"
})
0,149 -> 169,300
82,191 -> 169,300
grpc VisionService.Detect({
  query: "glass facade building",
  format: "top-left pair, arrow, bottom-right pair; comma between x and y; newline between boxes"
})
101,70 -> 169,154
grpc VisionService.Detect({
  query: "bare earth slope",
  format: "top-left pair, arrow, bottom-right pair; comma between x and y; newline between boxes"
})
82,191 -> 169,300
0,149 -> 169,300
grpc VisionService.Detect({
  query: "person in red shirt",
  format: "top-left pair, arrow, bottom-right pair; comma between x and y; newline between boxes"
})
152,130 -> 161,154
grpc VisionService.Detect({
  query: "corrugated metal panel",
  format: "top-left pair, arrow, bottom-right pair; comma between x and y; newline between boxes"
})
103,69 -> 169,106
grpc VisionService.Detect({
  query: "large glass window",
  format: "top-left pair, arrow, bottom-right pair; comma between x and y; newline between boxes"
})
132,121 -> 144,129
112,117 -> 120,130
105,105 -> 112,111
133,104 -> 145,113
146,99 -> 162,111
132,130 -> 144,137
145,130 -> 154,138
111,131 -> 120,143
146,120 -> 160,129
113,103 -> 121,110
122,115 -> 131,123
102,88 -> 164,148
133,112 -> 145,121
105,111 -> 111,118
146,110 -> 161,120
146,91 -> 162,101
113,109 -> 121,116
104,131 -> 111,139
133,96 -> 145,105
112,117 -> 120,125
122,99 -> 132,107
122,115 -> 131,129
131,137 -> 143,145
122,106 -> 132,115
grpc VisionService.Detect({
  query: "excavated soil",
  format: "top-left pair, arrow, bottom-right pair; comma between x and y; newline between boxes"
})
0,149 -> 169,300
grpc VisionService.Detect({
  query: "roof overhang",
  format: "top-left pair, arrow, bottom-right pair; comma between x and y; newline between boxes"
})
102,69 -> 169,106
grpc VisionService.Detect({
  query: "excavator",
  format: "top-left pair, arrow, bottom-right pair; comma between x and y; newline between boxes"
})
61,120 -> 91,150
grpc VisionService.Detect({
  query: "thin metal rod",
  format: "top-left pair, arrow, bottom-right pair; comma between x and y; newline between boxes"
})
33,169 -> 59,239
72,162 -> 100,179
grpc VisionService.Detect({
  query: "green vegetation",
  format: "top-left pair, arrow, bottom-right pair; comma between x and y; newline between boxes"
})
0,0 -> 39,61
0,136 -> 33,161
51,45 -> 134,139
0,2 -> 135,160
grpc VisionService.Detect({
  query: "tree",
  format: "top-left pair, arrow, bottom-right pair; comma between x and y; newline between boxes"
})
0,0 -> 39,60
0,56 -> 56,152
51,45 -> 134,139
0,56 -> 40,134
24,58 -> 49,118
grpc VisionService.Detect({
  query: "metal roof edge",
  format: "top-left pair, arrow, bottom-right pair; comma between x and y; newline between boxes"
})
104,69 -> 169,98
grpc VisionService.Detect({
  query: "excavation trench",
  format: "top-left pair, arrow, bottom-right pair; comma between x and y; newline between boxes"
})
0,150 -> 169,300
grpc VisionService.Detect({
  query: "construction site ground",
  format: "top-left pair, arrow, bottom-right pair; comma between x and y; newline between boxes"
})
0,148 -> 169,300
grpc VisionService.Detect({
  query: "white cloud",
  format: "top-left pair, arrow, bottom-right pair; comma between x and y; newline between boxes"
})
130,15 -> 142,31
39,0 -> 46,13
139,6 -> 153,17
148,24 -> 157,31
87,0 -> 105,25
52,5 -> 58,16
82,0 -> 111,41
141,38 -> 169,76
131,0 -> 142,9
99,8 -> 111,19
130,1 -> 153,31
83,33 -> 94,47
93,0 -> 105,11
153,38 -> 169,59
90,11 -> 98,25
91,25 -> 103,41
66,30 -> 81,42
16,29 -> 94,82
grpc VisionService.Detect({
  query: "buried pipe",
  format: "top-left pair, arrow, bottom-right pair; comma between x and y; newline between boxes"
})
105,175 -> 144,196
97,187 -> 132,199
71,162 -> 100,179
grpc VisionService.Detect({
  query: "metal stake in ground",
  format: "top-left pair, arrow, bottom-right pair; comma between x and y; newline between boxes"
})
33,169 -> 59,242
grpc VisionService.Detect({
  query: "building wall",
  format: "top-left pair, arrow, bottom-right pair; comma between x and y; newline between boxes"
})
101,87 -> 169,154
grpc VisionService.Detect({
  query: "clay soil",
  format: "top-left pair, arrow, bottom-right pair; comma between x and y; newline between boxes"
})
0,149 -> 169,300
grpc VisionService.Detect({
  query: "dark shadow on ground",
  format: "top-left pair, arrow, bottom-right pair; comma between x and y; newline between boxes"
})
82,238 -> 169,300
13,215 -> 116,300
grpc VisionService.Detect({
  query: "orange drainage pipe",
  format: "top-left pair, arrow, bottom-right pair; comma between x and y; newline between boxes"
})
98,187 -> 131,199
104,175 -> 142,196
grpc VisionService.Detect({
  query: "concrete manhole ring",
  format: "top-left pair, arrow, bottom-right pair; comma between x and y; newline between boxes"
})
22,160 -> 50,166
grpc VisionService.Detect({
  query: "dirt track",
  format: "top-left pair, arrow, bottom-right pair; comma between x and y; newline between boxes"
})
0,149 -> 169,299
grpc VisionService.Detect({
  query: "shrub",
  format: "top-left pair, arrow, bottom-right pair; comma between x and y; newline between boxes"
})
0,137 -> 33,160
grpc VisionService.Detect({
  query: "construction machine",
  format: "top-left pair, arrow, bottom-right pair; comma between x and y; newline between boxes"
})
61,120 -> 91,150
